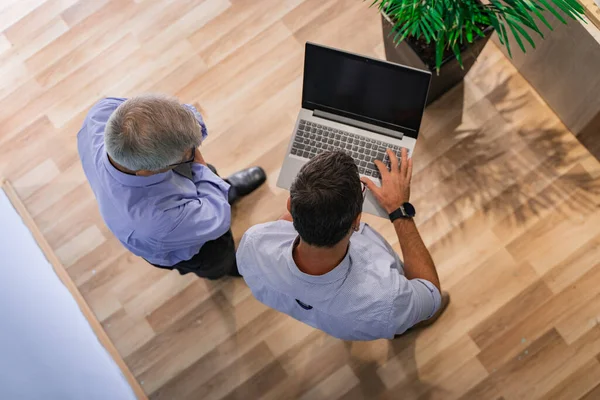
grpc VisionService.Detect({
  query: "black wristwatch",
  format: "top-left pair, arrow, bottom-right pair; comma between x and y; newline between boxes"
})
389,202 -> 416,222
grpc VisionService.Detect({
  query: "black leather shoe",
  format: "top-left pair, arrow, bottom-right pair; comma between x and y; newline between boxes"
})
226,166 -> 266,203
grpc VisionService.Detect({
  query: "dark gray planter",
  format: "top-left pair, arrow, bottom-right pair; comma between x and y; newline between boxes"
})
381,13 -> 494,105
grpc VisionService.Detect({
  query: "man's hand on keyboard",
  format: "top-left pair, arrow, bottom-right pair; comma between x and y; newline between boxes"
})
361,148 -> 413,213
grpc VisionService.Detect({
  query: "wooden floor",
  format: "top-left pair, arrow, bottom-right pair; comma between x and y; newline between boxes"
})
1,1 -> 599,399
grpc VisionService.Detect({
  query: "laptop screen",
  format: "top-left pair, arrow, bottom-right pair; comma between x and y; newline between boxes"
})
302,43 -> 431,138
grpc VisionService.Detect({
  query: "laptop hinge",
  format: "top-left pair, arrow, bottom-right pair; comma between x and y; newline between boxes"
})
313,110 -> 403,139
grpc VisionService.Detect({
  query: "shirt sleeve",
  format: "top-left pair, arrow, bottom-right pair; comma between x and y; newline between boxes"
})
235,229 -> 254,277
157,165 -> 231,252
391,276 -> 442,336
191,163 -> 230,200
183,103 -> 208,140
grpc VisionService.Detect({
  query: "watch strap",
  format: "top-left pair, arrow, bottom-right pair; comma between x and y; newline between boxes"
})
389,206 -> 408,222
389,203 -> 415,221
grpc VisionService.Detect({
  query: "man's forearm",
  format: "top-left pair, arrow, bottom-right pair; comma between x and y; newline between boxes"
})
393,219 -> 440,292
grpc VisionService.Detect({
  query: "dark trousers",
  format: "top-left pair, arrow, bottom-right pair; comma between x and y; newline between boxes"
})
150,230 -> 239,279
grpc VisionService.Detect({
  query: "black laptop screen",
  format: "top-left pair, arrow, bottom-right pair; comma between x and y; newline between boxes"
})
302,43 -> 431,137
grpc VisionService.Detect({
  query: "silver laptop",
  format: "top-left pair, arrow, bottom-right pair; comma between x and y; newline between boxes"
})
276,42 -> 431,217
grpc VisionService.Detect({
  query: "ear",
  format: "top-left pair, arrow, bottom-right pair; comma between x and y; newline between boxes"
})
353,213 -> 362,231
286,196 -> 292,212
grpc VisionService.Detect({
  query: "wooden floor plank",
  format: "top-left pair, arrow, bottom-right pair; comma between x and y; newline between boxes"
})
477,264 -> 600,372
542,359 -> 600,400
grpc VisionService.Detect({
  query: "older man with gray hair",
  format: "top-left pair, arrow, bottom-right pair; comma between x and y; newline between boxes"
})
77,95 -> 265,279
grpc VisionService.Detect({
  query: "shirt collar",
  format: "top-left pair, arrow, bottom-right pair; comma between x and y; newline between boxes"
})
286,237 -> 351,284
102,153 -> 170,187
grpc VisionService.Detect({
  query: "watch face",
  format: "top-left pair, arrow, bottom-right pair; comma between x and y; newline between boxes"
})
403,202 -> 416,216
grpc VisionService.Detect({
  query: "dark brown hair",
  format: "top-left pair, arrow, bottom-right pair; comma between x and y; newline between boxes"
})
290,151 -> 363,247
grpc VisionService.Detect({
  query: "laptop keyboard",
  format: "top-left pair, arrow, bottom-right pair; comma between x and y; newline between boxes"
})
290,119 -> 406,179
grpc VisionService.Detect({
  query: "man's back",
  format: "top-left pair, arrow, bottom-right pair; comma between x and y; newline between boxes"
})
237,220 -> 440,340
77,97 -> 231,266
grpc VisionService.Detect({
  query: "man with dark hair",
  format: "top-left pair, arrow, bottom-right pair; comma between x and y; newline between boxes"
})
237,150 -> 448,340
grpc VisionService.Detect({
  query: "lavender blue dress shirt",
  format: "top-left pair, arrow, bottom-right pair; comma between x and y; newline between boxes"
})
77,97 -> 231,266
237,221 -> 442,340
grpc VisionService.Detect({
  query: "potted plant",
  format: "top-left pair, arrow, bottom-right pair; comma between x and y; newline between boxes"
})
373,0 -> 586,105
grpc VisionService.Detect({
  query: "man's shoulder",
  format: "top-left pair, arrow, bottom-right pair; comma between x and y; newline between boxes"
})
78,98 -> 126,142
351,224 -> 401,261
85,98 -> 126,122
93,97 -> 126,111
243,220 -> 296,241
238,221 -> 296,262
345,227 -> 405,292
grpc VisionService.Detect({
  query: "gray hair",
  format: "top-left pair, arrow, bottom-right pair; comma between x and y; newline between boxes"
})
104,94 -> 203,171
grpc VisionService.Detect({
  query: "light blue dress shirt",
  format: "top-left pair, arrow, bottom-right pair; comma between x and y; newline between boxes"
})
237,220 -> 442,340
77,98 -> 231,266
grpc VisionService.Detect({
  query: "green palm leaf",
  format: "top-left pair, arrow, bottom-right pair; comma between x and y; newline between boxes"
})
506,15 -> 537,47
369,0 -> 585,71
500,22 -> 512,57
535,0 -> 568,23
